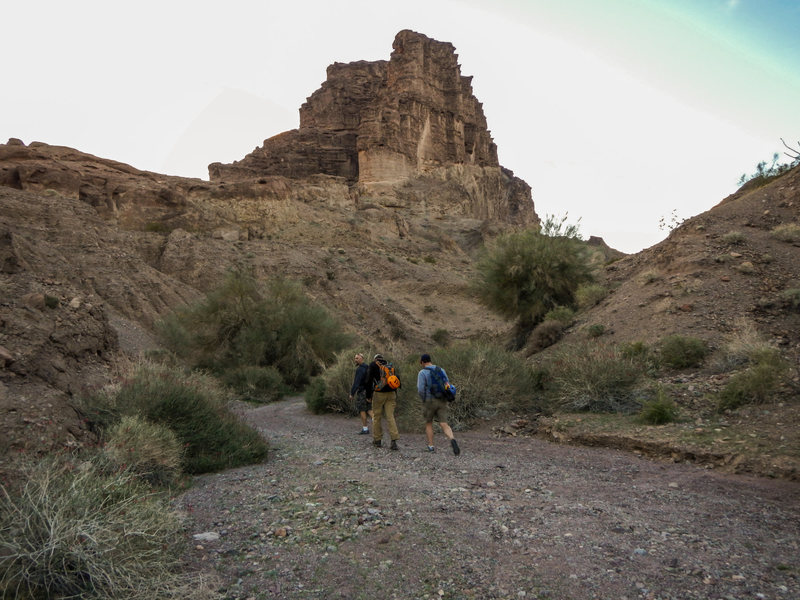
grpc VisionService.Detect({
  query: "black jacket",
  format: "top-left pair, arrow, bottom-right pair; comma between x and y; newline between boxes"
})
350,362 -> 369,395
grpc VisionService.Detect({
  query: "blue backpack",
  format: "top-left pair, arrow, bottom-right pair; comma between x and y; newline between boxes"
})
425,366 -> 456,401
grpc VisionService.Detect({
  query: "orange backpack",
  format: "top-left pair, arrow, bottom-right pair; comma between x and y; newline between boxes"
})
375,362 -> 401,392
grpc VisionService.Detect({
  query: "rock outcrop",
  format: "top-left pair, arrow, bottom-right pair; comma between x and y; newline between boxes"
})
209,30 -> 537,227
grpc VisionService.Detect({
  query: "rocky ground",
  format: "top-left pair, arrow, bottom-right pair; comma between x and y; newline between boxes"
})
178,398 -> 800,600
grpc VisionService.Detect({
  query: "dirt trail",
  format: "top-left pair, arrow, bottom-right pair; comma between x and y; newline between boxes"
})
179,398 -> 800,599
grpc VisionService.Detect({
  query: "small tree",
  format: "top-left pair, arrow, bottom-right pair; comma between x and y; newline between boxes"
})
474,215 -> 594,346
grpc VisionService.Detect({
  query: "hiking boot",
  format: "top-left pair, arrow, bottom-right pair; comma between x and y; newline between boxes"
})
360,427 -> 369,434
451,438 -> 460,456
390,440 -> 398,451
373,440 -> 382,448
427,446 -> 435,453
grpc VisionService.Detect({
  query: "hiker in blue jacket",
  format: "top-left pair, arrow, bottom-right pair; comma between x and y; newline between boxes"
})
348,353 -> 372,434
417,353 -> 460,455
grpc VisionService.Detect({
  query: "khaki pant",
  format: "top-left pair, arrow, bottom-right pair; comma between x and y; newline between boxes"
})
372,391 -> 399,442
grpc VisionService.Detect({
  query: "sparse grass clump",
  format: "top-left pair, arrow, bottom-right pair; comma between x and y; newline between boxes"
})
545,341 -> 644,413
432,328 -> 451,347
770,223 -> 800,243
0,456 -> 187,599
712,319 -> 775,372
721,231 -> 746,245
586,324 -> 605,338
659,335 -> 709,369
780,288 -> 800,310
101,415 -> 183,488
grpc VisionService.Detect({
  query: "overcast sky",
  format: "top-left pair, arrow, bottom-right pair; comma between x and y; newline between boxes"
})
3,0 -> 799,253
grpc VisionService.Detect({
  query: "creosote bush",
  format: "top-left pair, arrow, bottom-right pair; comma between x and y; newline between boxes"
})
544,306 -> 575,326
575,283 -> 607,308
659,335 -> 709,369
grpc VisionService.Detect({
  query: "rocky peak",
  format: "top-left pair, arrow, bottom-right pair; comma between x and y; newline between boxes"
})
209,30 -> 500,184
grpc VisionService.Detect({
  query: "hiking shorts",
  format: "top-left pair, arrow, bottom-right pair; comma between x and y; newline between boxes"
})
355,390 -> 371,413
422,398 -> 449,423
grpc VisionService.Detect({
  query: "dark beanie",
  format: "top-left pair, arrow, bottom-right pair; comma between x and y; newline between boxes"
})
420,353 -> 431,363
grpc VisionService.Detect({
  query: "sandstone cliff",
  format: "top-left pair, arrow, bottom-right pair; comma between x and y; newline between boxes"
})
209,30 -> 536,228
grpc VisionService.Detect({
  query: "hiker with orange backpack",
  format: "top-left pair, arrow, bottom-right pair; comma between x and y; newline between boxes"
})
366,353 -> 401,450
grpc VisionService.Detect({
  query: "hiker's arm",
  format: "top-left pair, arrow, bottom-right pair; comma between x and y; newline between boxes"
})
417,370 -> 427,400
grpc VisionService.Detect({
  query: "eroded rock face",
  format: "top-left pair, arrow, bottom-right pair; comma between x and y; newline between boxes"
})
210,30 -> 500,184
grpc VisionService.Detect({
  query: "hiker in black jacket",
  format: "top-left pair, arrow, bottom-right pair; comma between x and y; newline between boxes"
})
348,353 -> 372,434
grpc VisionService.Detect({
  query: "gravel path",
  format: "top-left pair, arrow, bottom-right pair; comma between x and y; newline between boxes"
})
178,397 -> 800,600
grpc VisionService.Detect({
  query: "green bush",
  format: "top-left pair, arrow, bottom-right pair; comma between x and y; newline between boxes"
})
102,415 -> 183,488
221,365 -> 287,403
0,456 -> 188,599
638,389 -> 679,425
304,347 -> 381,415
659,335 -> 709,369
717,350 -> 788,411
544,305 -> 575,325
586,324 -> 605,338
575,284 -> 607,309
82,362 -> 269,474
546,341 -> 644,413
473,215 -> 594,334
156,270 -> 350,389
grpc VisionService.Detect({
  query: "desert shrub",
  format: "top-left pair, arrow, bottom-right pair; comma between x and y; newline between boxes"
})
156,270 -> 350,389
473,215 -> 594,337
637,388 -> 679,425
395,342 -> 548,432
639,270 -> 661,285
586,324 -> 605,338
431,328 -> 451,347
304,346 -> 381,415
44,295 -> 59,309
82,362 -> 269,474
721,231 -> 745,245
712,319 -> 775,372
544,341 -> 644,413
770,223 -> 800,243
619,341 -> 660,376
221,365 -> 287,403
717,350 -> 788,411
526,320 -> 565,354
575,284 -> 607,308
101,415 -> 183,488
780,288 -> 800,310
0,456 -> 187,599
659,335 -> 708,369
544,305 -> 575,325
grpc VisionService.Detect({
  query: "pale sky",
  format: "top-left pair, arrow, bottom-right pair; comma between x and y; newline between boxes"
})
3,0 -> 799,253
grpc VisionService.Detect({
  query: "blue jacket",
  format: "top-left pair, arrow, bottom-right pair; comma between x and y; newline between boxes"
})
417,365 -> 448,401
